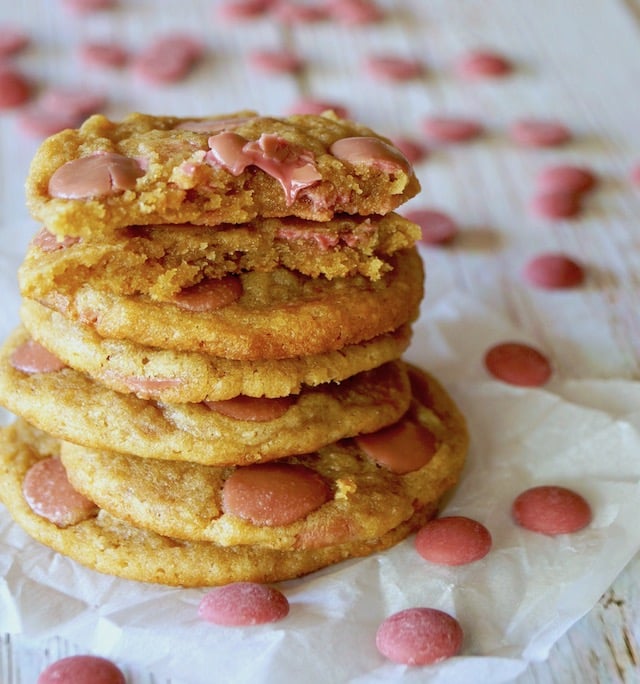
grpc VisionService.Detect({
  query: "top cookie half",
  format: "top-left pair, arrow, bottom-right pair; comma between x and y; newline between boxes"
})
26,111 -> 421,238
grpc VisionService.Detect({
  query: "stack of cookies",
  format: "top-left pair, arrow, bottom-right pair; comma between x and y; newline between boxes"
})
0,111 -> 467,586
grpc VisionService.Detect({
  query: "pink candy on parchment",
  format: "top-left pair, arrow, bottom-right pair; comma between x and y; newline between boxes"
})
37,655 -> 125,684
523,253 -> 585,289
415,516 -> 492,566
484,341 -> 552,387
199,582 -> 290,626
376,607 -> 463,665
512,485 -> 592,535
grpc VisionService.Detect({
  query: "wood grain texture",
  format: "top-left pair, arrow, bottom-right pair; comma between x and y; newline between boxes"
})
0,0 -> 639,681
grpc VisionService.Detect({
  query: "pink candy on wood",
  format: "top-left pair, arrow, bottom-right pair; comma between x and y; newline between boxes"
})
509,119 -> 572,147
61,0 -> 117,12
248,49 -> 304,74
484,341 -> 552,387
454,49 -> 512,79
222,463 -> 331,526
0,26 -> 30,57
10,339 -> 66,374
364,54 -> 424,81
23,457 -> 98,527
415,516 -> 492,566
288,97 -> 349,118
421,116 -> 483,143
205,395 -> 294,421
376,607 -> 463,665
172,275 -> 243,312
535,164 -> 597,195
529,191 -> 582,220
48,152 -> 145,199
37,655 -> 125,684
512,485 -> 592,535
199,582 -> 290,626
78,41 -> 129,68
390,137 -> 428,165
356,418 -> 437,474
0,69 -> 31,109
134,34 -> 204,84
403,209 -> 458,245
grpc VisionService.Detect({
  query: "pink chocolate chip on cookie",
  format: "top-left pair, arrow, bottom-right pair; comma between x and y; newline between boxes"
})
199,582 -> 290,626
10,339 -> 66,374
37,655 -> 125,684
356,418 -> 437,475
415,516 -> 492,566
172,275 -> 243,312
484,341 -> 552,387
376,607 -> 463,665
512,485 -> 592,535
23,457 -> 98,527
330,136 -> 411,174
205,395 -> 294,421
48,152 -> 145,199
222,463 -> 331,526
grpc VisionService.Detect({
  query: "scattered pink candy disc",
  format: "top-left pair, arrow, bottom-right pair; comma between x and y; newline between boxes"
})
198,582 -> 290,626
0,26 -> 30,57
403,209 -> 458,245
512,485 -> 592,535
454,49 -> 512,79
534,164 -> 597,195
529,191 -> 582,220
79,41 -> 129,68
288,97 -> 349,118
508,118 -> 572,148
523,253 -> 585,289
390,137 -> 428,164
415,516 -> 492,566
0,68 -> 31,109
248,48 -> 303,74
484,341 -> 552,387
37,655 -> 125,684
630,164 -> 640,187
376,607 -> 463,665
364,54 -> 424,81
421,115 -> 483,143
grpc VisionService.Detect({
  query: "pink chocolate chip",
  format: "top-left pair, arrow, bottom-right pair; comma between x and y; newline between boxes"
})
630,164 -> 640,187
248,48 -> 304,74
376,607 -> 463,665
421,115 -> 483,143
207,132 -> 321,204
10,339 -> 66,374
325,0 -> 384,25
529,191 -> 582,220
512,485 -> 592,535
222,463 -> 331,526
330,136 -> 411,174
205,395 -> 294,422
523,253 -> 585,289
172,275 -> 243,312
390,136 -> 428,165
37,655 -> 125,684
61,0 -> 117,12
32,227 -> 81,252
0,68 -> 31,109
39,87 -> 106,118
23,457 -> 98,527
134,34 -> 204,84
535,164 -> 597,195
364,54 -> 424,81
0,26 -> 30,57
403,208 -> 458,245
78,41 -> 129,68
415,516 -> 492,566
18,108 -> 83,138
287,98 -> 349,119
48,152 -> 145,199
198,582 -> 290,626
273,1 -> 328,23
356,418 -> 437,474
484,341 -> 552,387
216,0 -> 275,20
509,119 -> 572,148
454,49 -> 512,79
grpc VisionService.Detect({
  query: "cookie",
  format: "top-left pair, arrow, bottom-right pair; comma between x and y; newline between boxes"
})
59,366 -> 468,550
21,299 -> 413,402
34,248 -> 424,360
19,214 -> 421,305
0,420 -> 438,587
0,327 -> 412,465
25,111 -> 421,238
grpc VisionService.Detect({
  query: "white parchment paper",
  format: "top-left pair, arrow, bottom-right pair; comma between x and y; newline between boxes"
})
1,289 -> 640,684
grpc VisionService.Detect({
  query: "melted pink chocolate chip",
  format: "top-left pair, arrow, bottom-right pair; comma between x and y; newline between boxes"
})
376,608 -> 463,665
330,136 -> 411,174
37,655 -> 125,684
356,418 -> 437,474
111,374 -> 185,398
172,275 -> 243,312
32,227 -> 80,252
23,457 -> 98,527
415,516 -> 493,566
48,152 -> 145,199
205,395 -> 294,422
222,463 -> 331,526
512,485 -> 592,535
198,582 -> 290,626
207,132 -> 322,204
10,339 -> 66,374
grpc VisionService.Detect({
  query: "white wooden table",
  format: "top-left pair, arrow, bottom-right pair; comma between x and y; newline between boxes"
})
0,1 -> 639,682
